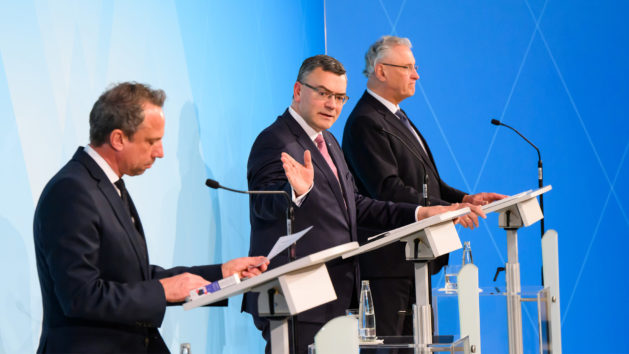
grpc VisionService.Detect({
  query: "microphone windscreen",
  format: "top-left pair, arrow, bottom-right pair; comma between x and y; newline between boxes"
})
491,119 -> 501,126
205,179 -> 220,189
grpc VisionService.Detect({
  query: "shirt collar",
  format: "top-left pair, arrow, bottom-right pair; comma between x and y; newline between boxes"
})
288,106 -> 321,142
84,144 -> 120,185
367,88 -> 400,115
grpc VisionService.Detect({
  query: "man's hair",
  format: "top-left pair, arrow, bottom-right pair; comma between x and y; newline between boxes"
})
89,82 -> 166,146
296,55 -> 346,83
363,35 -> 412,77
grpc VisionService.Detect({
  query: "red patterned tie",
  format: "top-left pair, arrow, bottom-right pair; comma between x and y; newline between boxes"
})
314,133 -> 339,180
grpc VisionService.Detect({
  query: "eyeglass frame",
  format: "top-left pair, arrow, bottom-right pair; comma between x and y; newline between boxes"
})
380,62 -> 419,73
299,81 -> 350,105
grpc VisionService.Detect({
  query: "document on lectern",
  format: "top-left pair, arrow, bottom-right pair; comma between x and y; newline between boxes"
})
266,226 -> 313,260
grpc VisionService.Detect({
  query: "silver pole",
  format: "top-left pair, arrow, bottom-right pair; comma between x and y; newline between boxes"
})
506,229 -> 523,354
414,262 -> 432,353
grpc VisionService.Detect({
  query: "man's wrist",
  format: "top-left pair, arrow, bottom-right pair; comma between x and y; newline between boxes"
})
292,183 -> 313,206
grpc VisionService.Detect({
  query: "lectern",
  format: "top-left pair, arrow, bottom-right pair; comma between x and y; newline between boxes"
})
342,208 -> 474,353
482,186 -> 560,354
184,242 -> 359,354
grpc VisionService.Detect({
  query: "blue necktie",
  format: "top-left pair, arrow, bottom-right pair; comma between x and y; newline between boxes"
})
395,109 -> 414,133
395,109 -> 428,155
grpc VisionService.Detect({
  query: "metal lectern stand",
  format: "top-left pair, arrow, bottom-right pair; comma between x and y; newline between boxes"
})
482,186 -> 558,354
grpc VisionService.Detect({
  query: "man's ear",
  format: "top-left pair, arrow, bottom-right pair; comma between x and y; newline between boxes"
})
293,81 -> 302,103
374,63 -> 387,82
109,129 -> 125,151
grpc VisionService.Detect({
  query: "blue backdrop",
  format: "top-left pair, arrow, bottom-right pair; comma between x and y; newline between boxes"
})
0,1 -> 627,353
0,1 -> 323,353
326,1 -> 629,353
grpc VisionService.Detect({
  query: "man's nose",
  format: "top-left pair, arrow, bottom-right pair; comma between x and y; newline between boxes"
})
153,142 -> 164,158
411,67 -> 420,80
324,95 -> 337,109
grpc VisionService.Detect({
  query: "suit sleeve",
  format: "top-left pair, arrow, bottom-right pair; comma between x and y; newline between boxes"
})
327,133 -> 418,237
352,183 -> 418,235
343,113 -> 424,204
247,129 -> 294,221
35,178 -> 198,327
438,180 -> 466,204
150,264 -> 223,282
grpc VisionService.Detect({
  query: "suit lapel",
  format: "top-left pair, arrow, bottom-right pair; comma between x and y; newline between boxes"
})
323,131 -> 353,222
282,113 -> 350,219
403,113 -> 440,176
74,148 -> 150,279
363,93 -> 439,177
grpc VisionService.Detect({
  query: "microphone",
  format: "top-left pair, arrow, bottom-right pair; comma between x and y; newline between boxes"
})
205,179 -> 296,259
490,119 -> 545,237
378,128 -> 430,206
205,178 -> 299,354
205,179 -> 291,200
205,179 -> 220,189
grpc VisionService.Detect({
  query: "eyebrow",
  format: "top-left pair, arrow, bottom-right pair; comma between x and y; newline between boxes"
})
312,84 -> 346,96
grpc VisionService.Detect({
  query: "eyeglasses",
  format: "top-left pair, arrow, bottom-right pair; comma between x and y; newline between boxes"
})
300,82 -> 349,105
380,63 -> 419,73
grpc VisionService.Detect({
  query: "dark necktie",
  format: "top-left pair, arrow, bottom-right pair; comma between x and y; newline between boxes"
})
114,179 -> 138,229
114,178 -> 149,273
395,109 -> 428,155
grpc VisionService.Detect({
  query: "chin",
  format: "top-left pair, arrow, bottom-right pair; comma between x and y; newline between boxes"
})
130,169 -> 147,176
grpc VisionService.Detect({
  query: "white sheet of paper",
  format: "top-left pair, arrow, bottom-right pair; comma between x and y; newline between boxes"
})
266,226 -> 313,261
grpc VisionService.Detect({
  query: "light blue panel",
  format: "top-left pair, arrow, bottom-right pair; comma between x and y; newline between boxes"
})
172,2 -> 325,352
0,1 -> 324,353
0,0 -> 66,194
326,1 -> 629,353
0,52 -> 38,354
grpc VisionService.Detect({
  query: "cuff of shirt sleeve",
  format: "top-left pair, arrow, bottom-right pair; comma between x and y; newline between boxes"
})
414,205 -> 422,221
292,183 -> 314,207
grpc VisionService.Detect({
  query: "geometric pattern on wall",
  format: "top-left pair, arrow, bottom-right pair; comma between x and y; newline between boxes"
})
326,0 -> 629,352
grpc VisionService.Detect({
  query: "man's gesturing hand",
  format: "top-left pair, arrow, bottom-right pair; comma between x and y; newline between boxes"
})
281,151 -> 314,197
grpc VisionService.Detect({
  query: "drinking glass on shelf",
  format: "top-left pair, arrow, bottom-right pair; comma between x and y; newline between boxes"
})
444,264 -> 461,291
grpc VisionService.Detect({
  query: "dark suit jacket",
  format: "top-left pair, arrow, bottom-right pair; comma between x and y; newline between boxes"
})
342,91 -> 467,277
243,110 -> 417,324
33,147 -> 223,354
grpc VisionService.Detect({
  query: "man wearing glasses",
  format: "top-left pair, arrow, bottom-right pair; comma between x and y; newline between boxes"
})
342,36 -> 505,338
243,55 -> 483,353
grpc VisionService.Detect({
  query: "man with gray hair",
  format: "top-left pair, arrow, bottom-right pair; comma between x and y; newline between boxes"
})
342,36 -> 505,337
34,82 -> 269,353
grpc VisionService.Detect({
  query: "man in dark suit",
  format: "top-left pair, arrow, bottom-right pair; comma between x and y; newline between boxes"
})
244,55 -> 483,353
33,82 -> 269,354
342,36 -> 505,337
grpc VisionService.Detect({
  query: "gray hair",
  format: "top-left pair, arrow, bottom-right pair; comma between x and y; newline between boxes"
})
296,54 -> 346,83
363,36 -> 412,77
89,82 -> 166,146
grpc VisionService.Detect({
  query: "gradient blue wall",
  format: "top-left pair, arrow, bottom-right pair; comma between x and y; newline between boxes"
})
0,1 -> 323,353
1,0 -> 627,353
326,1 -> 629,353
